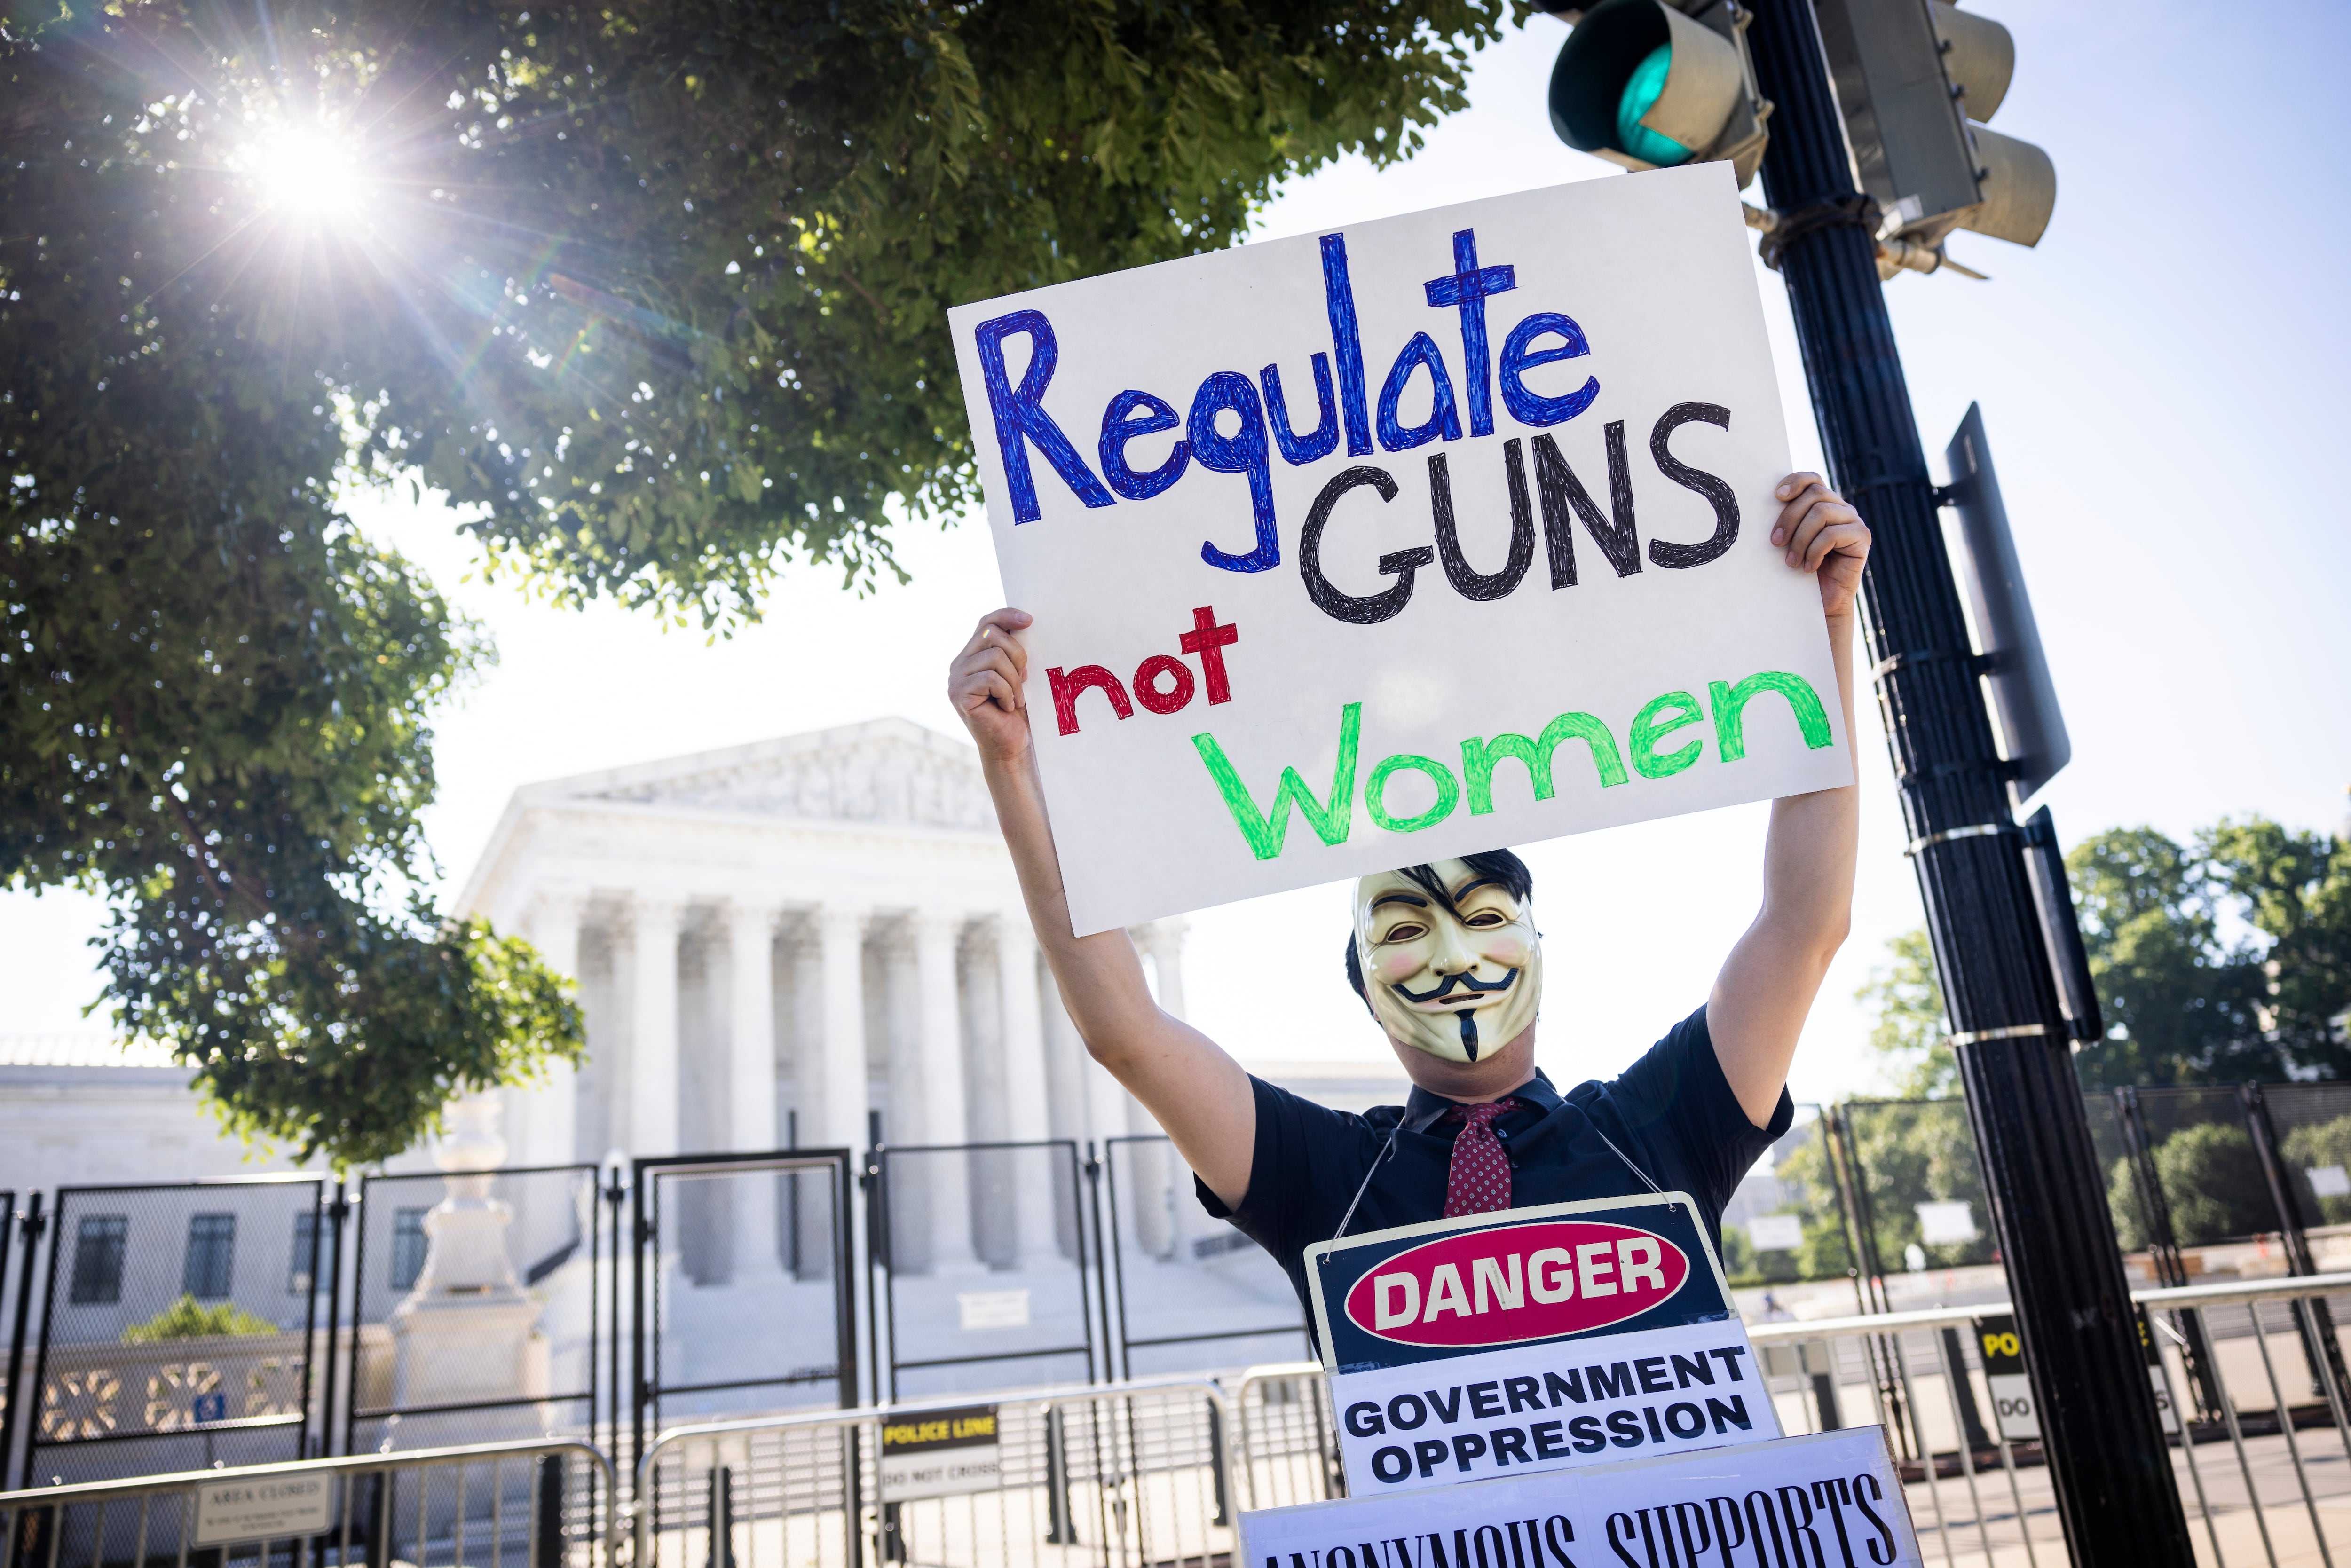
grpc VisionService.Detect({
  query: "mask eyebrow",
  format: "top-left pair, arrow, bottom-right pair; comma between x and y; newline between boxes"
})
1368,892 -> 1428,911
1449,875 -> 1510,904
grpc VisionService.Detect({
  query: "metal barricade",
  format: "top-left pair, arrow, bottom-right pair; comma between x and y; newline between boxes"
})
0,1436 -> 617,1568
1747,1272 -> 2351,1568
1227,1363 -> 1339,1512
633,1376 -> 1234,1568
1097,1140 -> 1306,1380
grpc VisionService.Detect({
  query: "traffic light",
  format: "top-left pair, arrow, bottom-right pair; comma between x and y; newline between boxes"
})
1811,0 -> 2054,252
1539,0 -> 2054,274
1541,0 -> 1771,187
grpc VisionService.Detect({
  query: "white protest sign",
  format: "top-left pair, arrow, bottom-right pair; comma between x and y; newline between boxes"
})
194,1474 -> 333,1546
1304,1194 -> 1778,1494
948,163 -> 1849,936
1236,1426 -> 1923,1568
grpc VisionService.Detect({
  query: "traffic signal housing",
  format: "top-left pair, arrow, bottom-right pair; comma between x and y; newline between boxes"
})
1812,0 -> 2055,250
1545,0 -> 1771,186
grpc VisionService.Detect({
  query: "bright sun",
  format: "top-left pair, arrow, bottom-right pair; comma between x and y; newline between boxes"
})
237,128 -> 364,219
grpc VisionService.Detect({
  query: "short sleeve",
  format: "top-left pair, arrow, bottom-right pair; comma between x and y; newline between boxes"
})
1193,1074 -> 1373,1269
1607,1004 -> 1793,1216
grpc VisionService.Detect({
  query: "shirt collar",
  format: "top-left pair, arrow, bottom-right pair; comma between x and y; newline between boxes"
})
1401,1068 -> 1562,1133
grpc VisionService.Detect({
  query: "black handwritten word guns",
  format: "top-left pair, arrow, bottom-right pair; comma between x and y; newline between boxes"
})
974,228 -> 1735,602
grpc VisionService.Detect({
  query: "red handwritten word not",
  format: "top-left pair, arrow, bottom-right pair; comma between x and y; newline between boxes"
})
1048,607 -> 1239,737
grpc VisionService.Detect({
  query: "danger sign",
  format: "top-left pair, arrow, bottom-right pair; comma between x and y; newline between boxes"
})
1305,1193 -> 1778,1493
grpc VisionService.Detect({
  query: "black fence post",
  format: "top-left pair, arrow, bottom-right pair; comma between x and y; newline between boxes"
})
705,1465 -> 738,1568
535,1454 -> 567,1568
2115,1088 -> 2225,1422
1043,1406 -> 1075,1544
2241,1083 -> 2351,1403
0,1193 -> 40,1489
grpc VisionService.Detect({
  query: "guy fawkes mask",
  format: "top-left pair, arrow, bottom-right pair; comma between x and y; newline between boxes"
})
1353,857 -> 1542,1064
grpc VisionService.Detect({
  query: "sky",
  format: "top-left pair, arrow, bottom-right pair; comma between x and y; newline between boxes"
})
4,0 -> 2347,1110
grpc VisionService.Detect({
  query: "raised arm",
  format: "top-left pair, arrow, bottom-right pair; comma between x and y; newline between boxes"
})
1708,474 -> 1872,1125
950,609 -> 1257,1207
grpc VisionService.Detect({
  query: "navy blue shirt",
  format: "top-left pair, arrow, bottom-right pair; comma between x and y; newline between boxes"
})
1197,1003 -> 1791,1317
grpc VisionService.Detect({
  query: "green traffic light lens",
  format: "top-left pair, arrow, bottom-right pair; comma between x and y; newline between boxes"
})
1614,44 -> 1696,166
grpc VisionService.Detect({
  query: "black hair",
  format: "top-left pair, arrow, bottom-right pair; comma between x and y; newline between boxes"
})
1343,848 -> 1534,1011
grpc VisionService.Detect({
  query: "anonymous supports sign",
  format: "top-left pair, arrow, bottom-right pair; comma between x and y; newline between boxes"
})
1236,1426 -> 1923,1568
1304,1195 -> 1779,1493
949,165 -> 1849,935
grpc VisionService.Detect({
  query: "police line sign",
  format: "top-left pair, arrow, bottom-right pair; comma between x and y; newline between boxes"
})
1305,1193 -> 1778,1493
948,164 -> 1849,937
1236,1426 -> 1923,1568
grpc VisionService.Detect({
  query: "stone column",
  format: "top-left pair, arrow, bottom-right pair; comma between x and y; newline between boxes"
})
525,889 -> 587,1166
815,906 -> 870,1154
729,901 -> 783,1281
996,920 -> 1060,1268
914,912 -> 979,1271
631,894 -> 685,1158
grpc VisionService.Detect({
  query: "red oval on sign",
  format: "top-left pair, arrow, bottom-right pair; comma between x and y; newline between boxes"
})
1341,1221 -> 1691,1348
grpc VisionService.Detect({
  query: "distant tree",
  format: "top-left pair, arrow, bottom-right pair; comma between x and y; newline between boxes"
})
2067,820 -> 2351,1086
2203,817 -> 2351,1079
4,0 -> 1511,1164
2065,827 -> 2273,1085
1855,926 -> 1953,1097
2281,1113 -> 2351,1226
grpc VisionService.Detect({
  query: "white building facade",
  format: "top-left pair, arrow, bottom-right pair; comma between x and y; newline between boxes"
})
457,718 -> 1191,1273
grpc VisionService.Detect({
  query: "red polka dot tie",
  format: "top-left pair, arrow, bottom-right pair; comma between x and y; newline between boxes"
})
1442,1100 -> 1521,1219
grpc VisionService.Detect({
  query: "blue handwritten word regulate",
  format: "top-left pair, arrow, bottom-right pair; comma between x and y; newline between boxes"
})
971,229 -> 1599,575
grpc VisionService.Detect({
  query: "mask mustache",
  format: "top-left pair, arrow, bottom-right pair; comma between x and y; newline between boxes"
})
1393,966 -> 1520,1005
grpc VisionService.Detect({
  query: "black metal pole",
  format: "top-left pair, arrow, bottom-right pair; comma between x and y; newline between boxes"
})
0,1194 -> 42,1487
1743,0 -> 2193,1556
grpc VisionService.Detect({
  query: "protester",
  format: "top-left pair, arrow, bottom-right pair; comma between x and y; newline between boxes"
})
949,473 -> 1870,1311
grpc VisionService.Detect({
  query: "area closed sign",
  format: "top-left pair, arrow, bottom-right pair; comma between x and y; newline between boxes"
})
948,164 -> 1847,934
1305,1194 -> 1779,1493
194,1475 -> 332,1546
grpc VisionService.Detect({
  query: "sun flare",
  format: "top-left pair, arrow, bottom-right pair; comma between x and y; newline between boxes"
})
236,127 -> 365,220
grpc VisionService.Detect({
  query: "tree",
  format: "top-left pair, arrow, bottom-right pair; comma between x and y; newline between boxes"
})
2105,1122 -> 2272,1250
2065,827 -> 2273,1086
2065,820 -> 2351,1086
5,0 -> 1515,1164
6,0 -> 1512,1163
2204,817 -> 2351,1080
1855,926 -> 1954,1097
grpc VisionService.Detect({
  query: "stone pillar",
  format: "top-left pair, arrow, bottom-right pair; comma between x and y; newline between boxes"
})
729,901 -> 783,1281
914,912 -> 979,1271
390,1094 -> 548,1416
996,920 -> 1059,1268
525,889 -> 587,1166
815,906 -> 870,1154
631,895 -> 685,1158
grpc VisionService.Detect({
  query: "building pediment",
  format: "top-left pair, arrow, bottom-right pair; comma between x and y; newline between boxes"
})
530,718 -> 995,833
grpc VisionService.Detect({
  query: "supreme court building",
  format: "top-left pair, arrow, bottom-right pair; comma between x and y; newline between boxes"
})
456,717 -> 1200,1273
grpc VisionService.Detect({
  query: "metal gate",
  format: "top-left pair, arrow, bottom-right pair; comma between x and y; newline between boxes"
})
345,1162 -> 606,1456
1099,1137 -> 1305,1379
633,1150 -> 856,1471
17,1176 -> 328,1487
865,1140 -> 1100,1401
